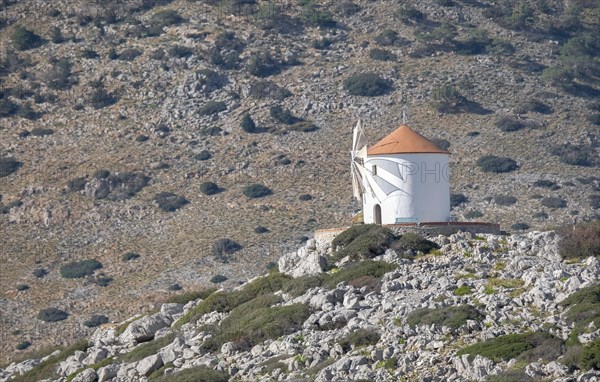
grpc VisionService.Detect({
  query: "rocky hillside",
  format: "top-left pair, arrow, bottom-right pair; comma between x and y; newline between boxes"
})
1,0 -> 599,362
1,226 -> 599,381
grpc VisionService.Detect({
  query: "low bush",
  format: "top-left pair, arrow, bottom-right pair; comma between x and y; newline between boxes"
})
450,193 -> 468,207
312,38 -> 332,50
169,45 -> 193,58
16,284 -> 29,291
369,48 -> 396,61
391,233 -> 439,256
558,222 -> 600,260
255,226 -> 269,234
550,144 -> 595,167
60,259 -> 102,278
533,179 -> 557,189
541,196 -> 567,209
198,101 -> 226,116
590,194 -> 600,210
175,272 -> 292,329
477,155 -> 518,173
11,26 -> 43,50
299,194 -> 313,201
67,177 -> 87,192
332,224 -> 394,261
338,329 -> 380,352
464,210 -> 483,219
454,286 -> 473,296
212,238 -> 242,263
200,182 -> 221,195
154,192 -> 189,211
457,332 -> 562,363
38,308 -> 69,322
515,99 -> 552,115
152,365 -> 229,382
344,73 -> 392,96
407,305 -> 483,329
495,116 -> 529,132
580,338 -> 600,370
0,157 -> 22,178
195,150 -> 211,161
270,105 -> 301,125
495,195 -> 517,206
240,113 -> 258,133
533,211 -> 548,219
16,341 -> 31,350
117,48 -> 142,61
430,138 -> 451,151
84,314 -> 109,328
511,223 -> 530,231
121,332 -> 177,363
210,274 -> 228,284
337,1 -> 361,16
249,81 -> 291,100
203,298 -> 310,351
243,184 -> 272,198
33,268 -> 48,278
10,340 -> 89,382
323,261 -> 396,290
122,252 -> 140,262
375,29 -> 398,46
485,370 -> 534,382
166,288 -> 217,305
150,9 -> 183,28
246,51 -> 281,77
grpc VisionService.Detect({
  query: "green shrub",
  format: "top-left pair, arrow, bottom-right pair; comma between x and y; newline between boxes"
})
392,233 -> 439,256
369,48 -> 396,61
407,305 -> 483,329
11,340 -> 89,382
169,45 -> 193,58
212,238 -> 242,262
174,273 -> 292,329
453,286 -> 473,296
458,332 -> 562,363
515,99 -> 552,115
16,341 -> 31,350
200,182 -> 221,195
580,338 -> 600,370
199,101 -> 227,116
60,259 -> 102,278
210,274 -> 228,284
311,38 -> 332,50
201,294 -> 310,351
243,184 -> 272,198
84,314 -> 109,328
0,157 -> 22,178
464,210 -> 484,219
343,73 -> 392,96
154,192 -> 189,211
477,155 -> 518,173
117,48 -> 142,61
249,81 -> 291,100
558,223 -> 600,260
11,26 -> 43,50
152,365 -> 229,382
300,2 -> 336,27
38,308 -> 69,322
166,288 -> 217,305
590,194 -> 600,210
323,260 -> 396,290
337,1 -> 361,16
0,97 -> 18,117
485,370 -> 534,382
495,116 -> 529,132
430,138 -> 451,151
450,193 -> 468,207
255,226 -> 269,234
122,252 -> 140,262
87,83 -> 118,109
338,329 -> 380,352
541,196 -> 567,209
121,332 -> 177,363
240,113 -> 258,133
16,284 -> 29,291
332,224 -> 394,261
495,195 -> 517,206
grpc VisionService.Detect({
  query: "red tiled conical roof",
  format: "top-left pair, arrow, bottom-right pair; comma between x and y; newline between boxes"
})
367,125 -> 450,155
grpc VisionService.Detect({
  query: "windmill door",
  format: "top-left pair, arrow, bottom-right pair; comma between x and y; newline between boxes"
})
374,204 -> 382,225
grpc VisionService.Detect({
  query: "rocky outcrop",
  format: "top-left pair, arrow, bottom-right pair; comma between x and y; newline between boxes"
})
1,230 -> 598,382
278,239 -> 328,277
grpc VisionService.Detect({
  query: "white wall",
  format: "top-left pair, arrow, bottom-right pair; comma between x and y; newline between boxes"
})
362,153 -> 450,224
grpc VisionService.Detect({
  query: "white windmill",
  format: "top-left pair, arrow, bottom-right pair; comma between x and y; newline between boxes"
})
351,121 -> 451,225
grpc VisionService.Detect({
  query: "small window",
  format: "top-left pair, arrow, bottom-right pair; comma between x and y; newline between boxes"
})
372,165 -> 377,176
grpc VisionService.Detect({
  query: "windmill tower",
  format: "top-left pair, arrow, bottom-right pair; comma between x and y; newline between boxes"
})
351,121 -> 451,225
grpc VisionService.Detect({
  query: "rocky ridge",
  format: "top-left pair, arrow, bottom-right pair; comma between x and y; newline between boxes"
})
1,229 -> 599,381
